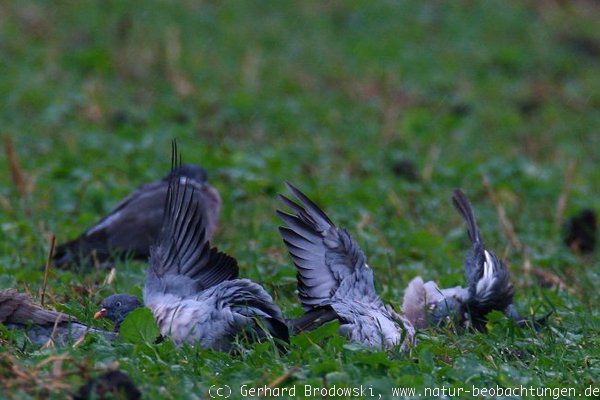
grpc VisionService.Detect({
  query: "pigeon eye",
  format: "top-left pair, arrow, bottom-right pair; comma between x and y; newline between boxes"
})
116,301 -> 122,307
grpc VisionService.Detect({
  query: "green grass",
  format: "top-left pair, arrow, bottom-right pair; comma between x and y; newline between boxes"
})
1,0 -> 599,398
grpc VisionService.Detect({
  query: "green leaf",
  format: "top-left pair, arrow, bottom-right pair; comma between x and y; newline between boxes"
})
291,320 -> 340,349
119,308 -> 160,344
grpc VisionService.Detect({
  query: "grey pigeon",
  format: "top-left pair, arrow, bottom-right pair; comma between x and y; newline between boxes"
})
143,150 -> 289,351
53,164 -> 221,269
0,289 -> 116,346
402,189 -> 515,330
94,294 -> 142,331
277,183 -> 415,351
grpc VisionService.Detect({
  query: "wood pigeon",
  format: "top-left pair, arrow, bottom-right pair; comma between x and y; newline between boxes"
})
402,189 -> 517,330
277,183 -> 415,351
142,146 -> 289,351
93,294 -> 142,331
0,289 -> 116,346
52,164 -> 221,269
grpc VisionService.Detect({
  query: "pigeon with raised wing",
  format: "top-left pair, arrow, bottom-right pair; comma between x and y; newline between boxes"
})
142,148 -> 288,351
277,183 -> 415,351
0,289 -> 116,346
53,164 -> 221,269
402,189 -> 516,330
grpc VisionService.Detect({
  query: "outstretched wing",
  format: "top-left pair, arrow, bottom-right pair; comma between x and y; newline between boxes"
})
146,142 -> 238,299
277,183 -> 371,309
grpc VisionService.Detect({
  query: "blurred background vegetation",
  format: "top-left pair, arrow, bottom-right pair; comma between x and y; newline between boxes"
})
0,0 -> 598,398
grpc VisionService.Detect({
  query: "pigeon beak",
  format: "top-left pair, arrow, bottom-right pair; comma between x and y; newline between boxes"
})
94,308 -> 107,319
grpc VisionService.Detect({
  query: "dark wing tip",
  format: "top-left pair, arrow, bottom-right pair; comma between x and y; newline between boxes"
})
284,181 -> 298,192
451,188 -> 469,210
275,208 -> 294,222
151,140 -> 235,291
283,183 -> 334,226
268,317 -> 290,344
453,188 -> 466,198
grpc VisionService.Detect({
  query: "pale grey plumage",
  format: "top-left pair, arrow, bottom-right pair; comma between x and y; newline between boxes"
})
0,289 -> 116,346
402,189 -> 515,330
149,279 -> 286,350
278,183 -> 415,351
144,145 -> 288,350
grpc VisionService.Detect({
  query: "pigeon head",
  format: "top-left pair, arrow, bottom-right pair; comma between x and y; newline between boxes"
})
95,294 -> 142,330
167,164 -> 208,183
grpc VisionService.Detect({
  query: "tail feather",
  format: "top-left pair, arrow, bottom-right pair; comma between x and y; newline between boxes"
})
452,189 -> 482,244
51,231 -> 112,269
51,241 -> 77,269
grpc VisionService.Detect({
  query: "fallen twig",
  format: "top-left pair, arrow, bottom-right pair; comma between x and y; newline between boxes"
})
267,367 -> 300,390
0,353 -> 87,395
42,314 -> 62,349
387,190 -> 405,219
103,267 -> 117,286
72,330 -> 88,348
533,268 -> 574,294
3,136 -> 29,199
422,145 -> 440,182
40,235 -> 56,307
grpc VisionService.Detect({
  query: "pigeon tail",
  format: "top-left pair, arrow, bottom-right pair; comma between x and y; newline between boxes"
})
452,189 -> 483,245
277,183 -> 368,310
50,230 -> 113,270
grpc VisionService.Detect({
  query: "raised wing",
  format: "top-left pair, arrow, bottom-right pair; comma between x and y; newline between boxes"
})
277,183 -> 370,309
146,143 -> 238,299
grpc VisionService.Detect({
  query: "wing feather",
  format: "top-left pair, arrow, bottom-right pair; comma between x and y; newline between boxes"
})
277,183 -> 369,309
146,142 -> 238,298
452,189 -> 482,244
